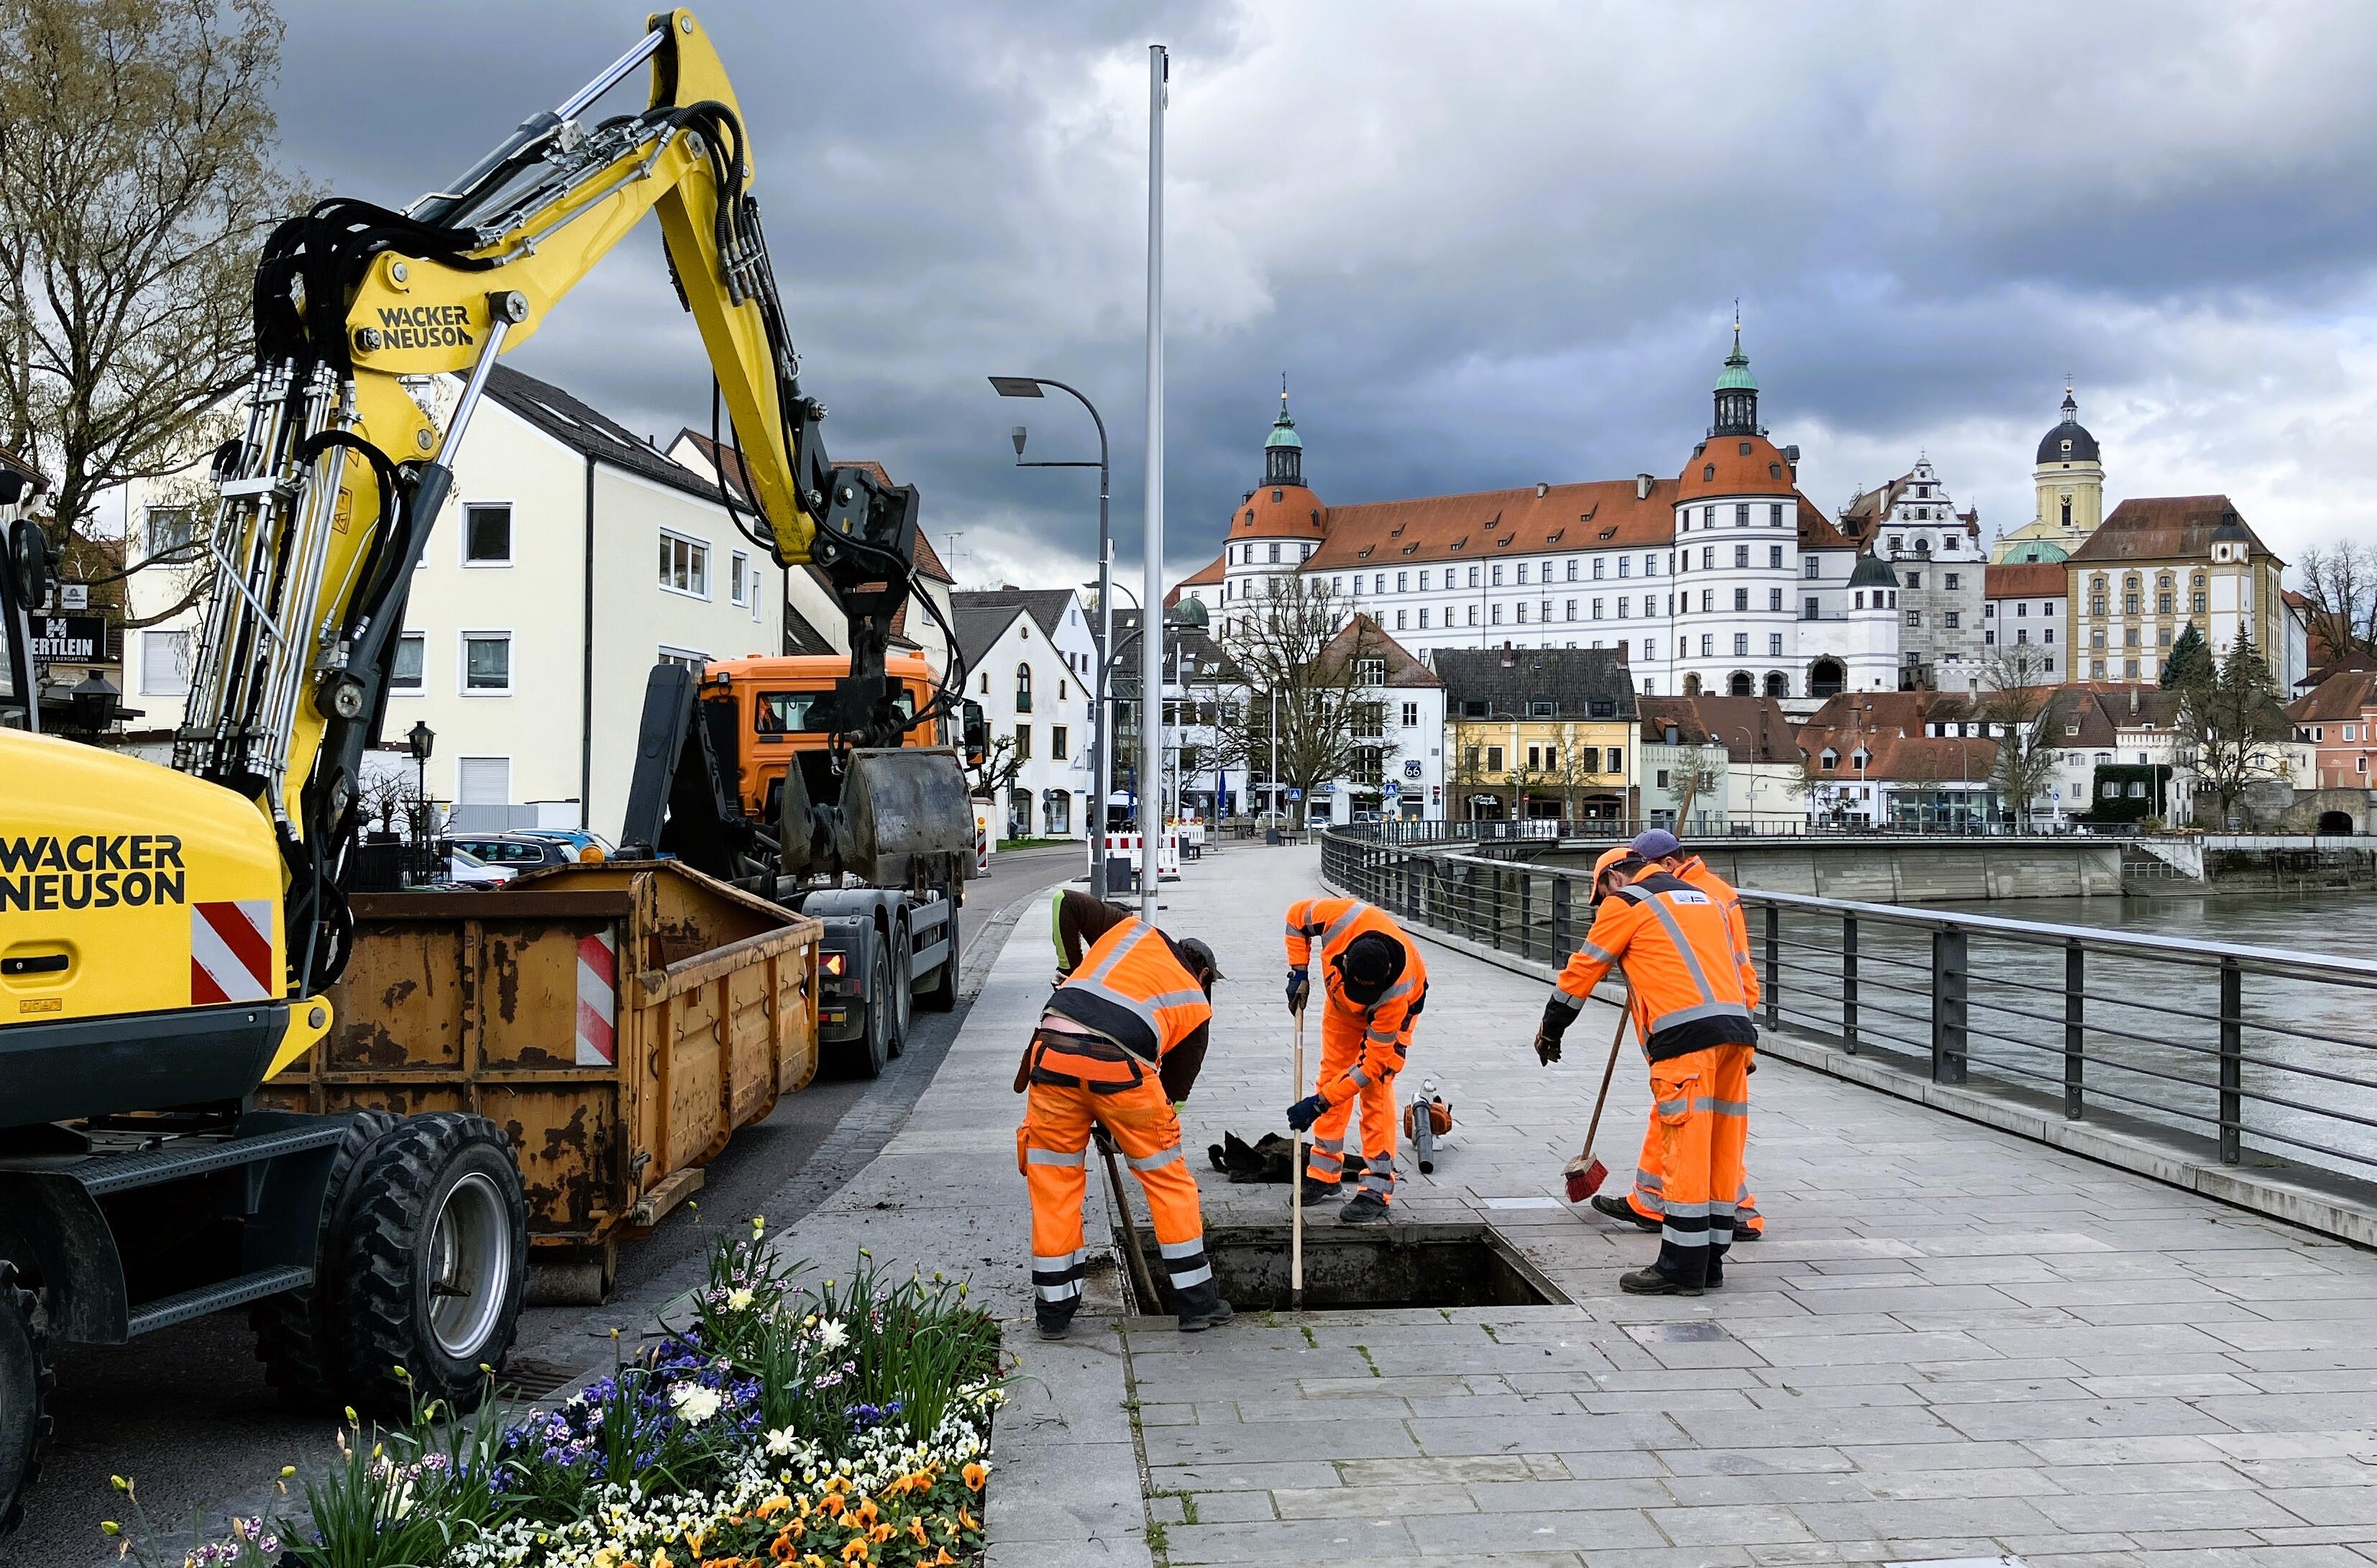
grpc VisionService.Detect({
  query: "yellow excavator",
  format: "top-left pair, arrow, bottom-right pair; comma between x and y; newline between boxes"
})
0,11 -> 971,1530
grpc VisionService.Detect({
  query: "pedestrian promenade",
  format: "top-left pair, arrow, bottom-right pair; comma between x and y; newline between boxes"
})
776,843 -> 2377,1568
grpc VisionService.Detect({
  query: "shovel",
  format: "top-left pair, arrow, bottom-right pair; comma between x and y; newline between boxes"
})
1098,1127 -> 1165,1313
1290,1007 -> 1307,1311
1563,1006 -> 1631,1203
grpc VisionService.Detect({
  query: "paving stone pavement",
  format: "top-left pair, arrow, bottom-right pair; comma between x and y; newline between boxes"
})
774,843 -> 2377,1568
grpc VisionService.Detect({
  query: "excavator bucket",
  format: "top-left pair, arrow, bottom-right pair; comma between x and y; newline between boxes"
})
833,747 -> 976,890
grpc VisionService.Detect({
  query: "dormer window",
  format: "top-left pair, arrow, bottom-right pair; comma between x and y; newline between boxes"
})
1820,749 -> 1838,770
1702,464 -> 1716,481
1272,488 -> 1283,503
1851,749 -> 1869,770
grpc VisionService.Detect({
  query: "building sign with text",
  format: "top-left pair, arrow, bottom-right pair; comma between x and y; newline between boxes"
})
29,614 -> 105,664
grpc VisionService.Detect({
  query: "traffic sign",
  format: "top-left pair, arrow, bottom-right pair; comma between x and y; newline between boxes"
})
1382,781 -> 1401,796
1286,788 -> 1302,802
58,582 -> 88,610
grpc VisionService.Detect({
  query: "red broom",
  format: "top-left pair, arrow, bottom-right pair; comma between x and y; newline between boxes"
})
1563,1007 -> 1631,1202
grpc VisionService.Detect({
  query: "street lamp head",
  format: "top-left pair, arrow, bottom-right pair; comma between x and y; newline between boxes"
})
1010,424 -> 1028,458
988,376 -> 1045,399
407,719 -> 435,763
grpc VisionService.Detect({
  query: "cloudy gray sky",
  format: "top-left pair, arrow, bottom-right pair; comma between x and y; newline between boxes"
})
272,1 -> 2377,588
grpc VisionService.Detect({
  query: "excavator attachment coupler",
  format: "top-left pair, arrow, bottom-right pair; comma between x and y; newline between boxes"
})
835,747 -> 975,890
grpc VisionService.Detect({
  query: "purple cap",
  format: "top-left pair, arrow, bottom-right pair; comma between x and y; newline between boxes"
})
1629,827 -> 1682,861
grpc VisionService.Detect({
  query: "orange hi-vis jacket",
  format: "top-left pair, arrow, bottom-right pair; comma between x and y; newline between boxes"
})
1671,855 -> 1760,1010
1041,914 -> 1213,1075
1540,869 -> 1758,1063
1285,897 -> 1429,1102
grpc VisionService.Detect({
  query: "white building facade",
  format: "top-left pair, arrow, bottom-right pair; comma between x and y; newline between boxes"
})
951,588 -> 1098,842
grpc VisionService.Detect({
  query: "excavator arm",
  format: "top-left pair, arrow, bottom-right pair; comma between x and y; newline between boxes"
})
176,10 -> 933,991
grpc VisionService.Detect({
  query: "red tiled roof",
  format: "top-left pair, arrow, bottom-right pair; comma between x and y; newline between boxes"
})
1675,433 -> 1797,503
1176,553 -> 1224,587
1985,561 -> 2067,599
2069,495 -> 2279,566
2287,669 -> 2377,723
1316,614 -> 1443,689
1638,695 -> 1797,761
1302,477 -> 1676,573
1229,482 -> 1328,541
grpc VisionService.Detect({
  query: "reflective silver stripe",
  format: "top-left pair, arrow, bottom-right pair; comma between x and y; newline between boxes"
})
1633,1169 -> 1663,1193
1648,1000 -> 1754,1032
1361,1173 -> 1394,1194
1636,891 -> 1722,1011
1692,1096 -> 1750,1117
1168,1262 -> 1214,1288
1365,1027 -> 1399,1045
1158,1237 -> 1206,1260
1661,1199 -> 1716,1218
1025,1146 -> 1088,1167
1546,989 -> 1585,1013
1735,1186 -> 1760,1216
1653,1095 -> 1690,1117
1348,1065 -> 1373,1086
1319,901 -> 1373,950
1572,939 -> 1619,966
1067,918 -> 1207,1050
1376,976 -> 1416,1005
1314,1137 -> 1345,1152
1036,1280 -> 1084,1302
1127,1144 -> 1184,1172
1142,988 -> 1209,1011
1034,1249 -> 1085,1269
1659,1226 -> 1710,1248
1306,1152 -> 1344,1171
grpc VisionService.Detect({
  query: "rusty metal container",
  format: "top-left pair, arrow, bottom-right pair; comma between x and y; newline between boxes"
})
260,860 -> 819,1298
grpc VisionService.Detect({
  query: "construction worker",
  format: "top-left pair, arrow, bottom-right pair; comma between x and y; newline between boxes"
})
1281,897 -> 1428,1224
1534,846 -> 1755,1296
1590,829 -> 1767,1242
1018,907 -> 1232,1339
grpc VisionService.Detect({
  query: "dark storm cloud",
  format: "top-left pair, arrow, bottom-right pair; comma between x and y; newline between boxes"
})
269,1 -> 2377,582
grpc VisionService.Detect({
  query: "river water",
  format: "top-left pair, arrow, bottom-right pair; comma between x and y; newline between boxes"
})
1757,887 -> 2377,1182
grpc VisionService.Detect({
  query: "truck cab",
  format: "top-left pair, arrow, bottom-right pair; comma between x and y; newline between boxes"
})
705,651 -> 951,826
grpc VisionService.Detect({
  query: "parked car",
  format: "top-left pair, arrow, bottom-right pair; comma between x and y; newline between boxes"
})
444,833 -> 576,871
444,845 -> 517,889
513,827 -> 611,862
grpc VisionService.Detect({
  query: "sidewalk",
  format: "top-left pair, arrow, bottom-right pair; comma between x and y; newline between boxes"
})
771,843 -> 2377,1568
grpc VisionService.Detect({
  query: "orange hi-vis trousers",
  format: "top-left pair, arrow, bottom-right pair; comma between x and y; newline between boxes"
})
1302,1004 -> 1401,1205
1649,1042 -> 1752,1290
1020,1061 -> 1217,1321
1629,1109 -> 1764,1237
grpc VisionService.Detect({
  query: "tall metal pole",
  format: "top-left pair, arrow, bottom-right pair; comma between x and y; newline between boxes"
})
1095,469 -> 1112,891
1138,44 -> 1167,922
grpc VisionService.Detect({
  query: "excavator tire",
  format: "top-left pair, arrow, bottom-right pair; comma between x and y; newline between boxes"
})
252,1108 -> 400,1407
331,1112 -> 527,1418
0,1260 -> 52,1538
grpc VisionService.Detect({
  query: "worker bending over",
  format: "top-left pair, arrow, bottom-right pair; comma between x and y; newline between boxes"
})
1534,848 -> 1756,1296
1018,902 -> 1232,1339
1281,897 -> 1428,1225
1593,830 -> 1766,1242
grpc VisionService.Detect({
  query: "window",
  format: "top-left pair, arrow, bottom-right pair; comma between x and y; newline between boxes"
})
1769,504 -> 1784,527
1733,588 -> 1749,612
1803,558 -> 1820,580
390,633 -> 424,693
1700,590 -> 1713,612
1805,597 -> 1818,620
1467,605 -> 1479,626
1396,572 -> 1408,592
1486,746 -> 1505,772
1854,592 -> 1864,610
1419,569 -> 1430,590
1732,633 -> 1749,656
464,503 -> 511,564
1735,504 -> 1749,527
1943,572 -> 1959,590
1769,633 -> 1783,656
1820,749 -> 1838,771
1268,542 -> 1281,564
1565,599 -> 1577,620
1015,663 -> 1033,712
145,506 -> 195,557
1014,725 -> 1032,761
462,633 -> 511,693
1734,544 -> 1750,569
1606,746 -> 1624,774
1644,553 -> 1659,576
1766,546 -> 1782,571
730,550 -> 751,605
1889,536 -> 1902,552
1769,588 -> 1784,612
2192,591 -> 2208,613
1700,634 -> 1713,656
2124,627 -> 2139,648
139,628 -> 191,695
1593,557 -> 1606,579
1419,608 -> 1429,628
1618,556 -> 1632,578
1396,609 -> 1406,630
1401,701 -> 1419,727
1467,566 -> 1480,588
1492,564 -> 1504,586
1945,611 -> 1960,629
1657,768 -> 1672,789
659,531 -> 710,596
1516,563 -> 1529,585
2124,659 -> 2140,679
457,757 -> 511,807
1592,597 -> 1604,620
1702,546 -> 1715,569
1907,610 -> 1922,627
1490,603 -> 1503,624
1052,724 -> 1068,758
1355,657 -> 1386,686
1526,745 -> 1545,771
2158,625 -> 2172,646
1616,597 -> 1629,620
1516,602 -> 1529,623
1906,570 -> 1922,589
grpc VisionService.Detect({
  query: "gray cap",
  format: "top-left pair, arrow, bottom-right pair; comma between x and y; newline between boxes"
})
1179,937 -> 1224,981
1629,827 -> 1682,861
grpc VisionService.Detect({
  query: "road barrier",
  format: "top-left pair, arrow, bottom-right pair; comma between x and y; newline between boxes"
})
1104,831 -> 1182,881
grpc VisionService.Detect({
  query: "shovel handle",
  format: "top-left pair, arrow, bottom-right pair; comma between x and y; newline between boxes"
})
1581,1005 -> 1629,1157
1291,1009 -> 1306,1303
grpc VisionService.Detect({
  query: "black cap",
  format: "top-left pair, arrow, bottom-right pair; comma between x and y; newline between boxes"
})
1179,937 -> 1224,981
1337,931 -> 1406,1004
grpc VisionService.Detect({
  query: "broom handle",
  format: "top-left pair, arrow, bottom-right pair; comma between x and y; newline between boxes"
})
1291,1007 -> 1306,1303
1582,1004 -> 1630,1156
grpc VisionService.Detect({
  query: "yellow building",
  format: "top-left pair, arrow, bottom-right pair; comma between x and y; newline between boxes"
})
1437,646 -> 1637,823
2066,497 -> 2286,686
1992,386 -> 2106,564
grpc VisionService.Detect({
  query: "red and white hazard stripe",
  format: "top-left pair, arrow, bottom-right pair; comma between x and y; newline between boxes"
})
191,899 -> 275,1005
575,930 -> 618,1067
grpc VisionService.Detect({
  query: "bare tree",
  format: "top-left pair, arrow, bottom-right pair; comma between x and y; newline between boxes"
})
2296,543 -> 2377,666
1670,741 -> 1724,830
1783,747 -> 1851,825
1979,646 -> 2059,830
0,0 -> 301,553
1205,581 -> 1395,828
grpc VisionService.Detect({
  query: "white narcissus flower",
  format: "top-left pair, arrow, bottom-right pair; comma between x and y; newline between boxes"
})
764,1426 -> 800,1456
725,1288 -> 755,1311
669,1383 -> 725,1426
815,1318 -> 850,1352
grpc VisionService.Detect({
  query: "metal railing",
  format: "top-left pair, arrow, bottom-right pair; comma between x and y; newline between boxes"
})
1349,817 -> 2112,849
1319,829 -> 2377,1188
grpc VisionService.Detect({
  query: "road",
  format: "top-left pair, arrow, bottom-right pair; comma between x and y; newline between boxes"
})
19,843 -> 1086,1567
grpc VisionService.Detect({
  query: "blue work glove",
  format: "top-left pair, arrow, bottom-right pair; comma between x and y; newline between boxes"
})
1286,1094 -> 1329,1132
1285,968 -> 1309,1016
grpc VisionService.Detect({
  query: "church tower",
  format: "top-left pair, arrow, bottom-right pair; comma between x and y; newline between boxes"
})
1711,316 -> 1759,436
1994,385 -> 2105,563
1264,380 -> 1304,487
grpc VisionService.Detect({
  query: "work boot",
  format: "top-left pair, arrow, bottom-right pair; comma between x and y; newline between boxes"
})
1178,1298 -> 1235,1334
1618,1266 -> 1701,1297
1035,1306 -> 1075,1341
1591,1194 -> 1660,1232
1299,1175 -> 1337,1206
1338,1191 -> 1391,1225
1734,1226 -> 1763,1243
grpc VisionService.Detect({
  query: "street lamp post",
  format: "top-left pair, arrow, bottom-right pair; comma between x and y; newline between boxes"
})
991,375 -> 1111,894
406,720 -> 435,882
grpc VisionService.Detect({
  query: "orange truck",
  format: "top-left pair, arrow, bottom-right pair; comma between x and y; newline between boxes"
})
621,651 -> 986,1079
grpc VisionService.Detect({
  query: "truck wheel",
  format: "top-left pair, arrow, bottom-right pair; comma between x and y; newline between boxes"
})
252,1108 -> 400,1407
886,920 -> 912,1060
0,1260 -> 51,1537
331,1113 -> 527,1418
843,944 -> 892,1080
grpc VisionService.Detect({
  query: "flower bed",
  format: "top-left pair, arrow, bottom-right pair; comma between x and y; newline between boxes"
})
120,1221 -> 1002,1568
